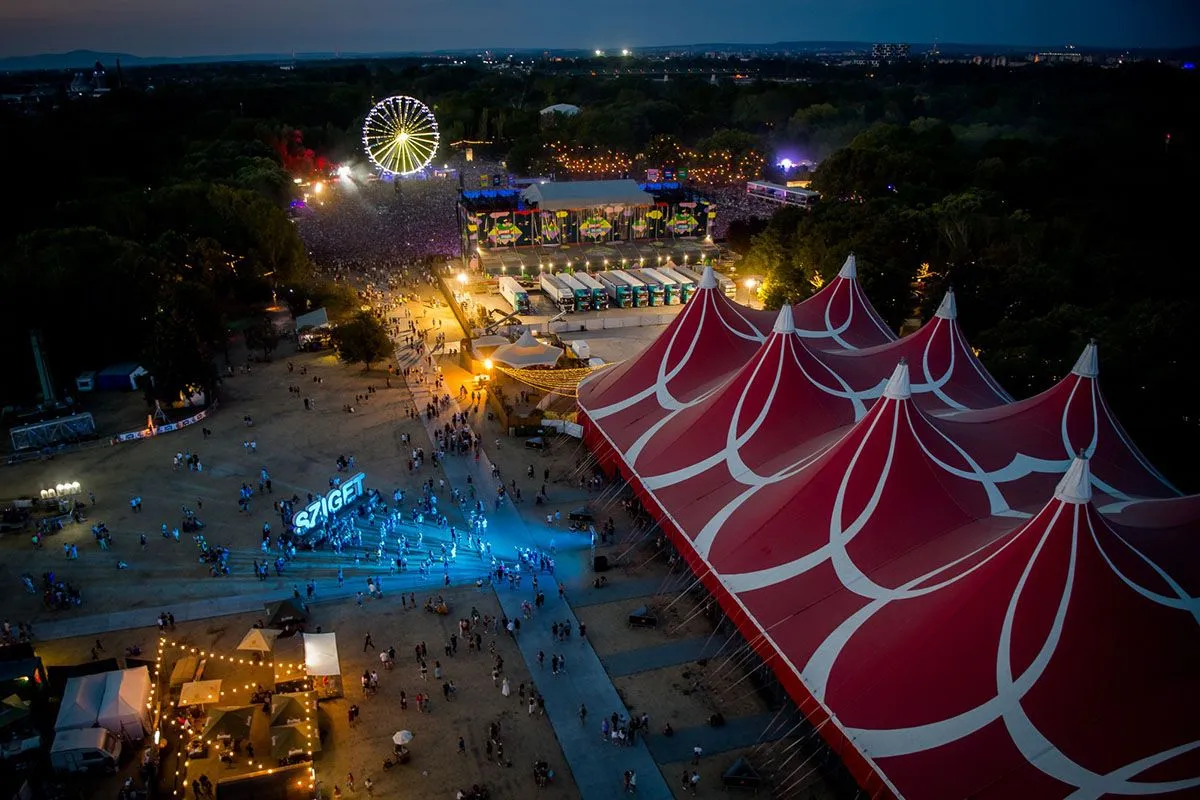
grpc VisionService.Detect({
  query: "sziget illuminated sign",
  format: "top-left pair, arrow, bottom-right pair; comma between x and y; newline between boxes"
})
293,473 -> 366,532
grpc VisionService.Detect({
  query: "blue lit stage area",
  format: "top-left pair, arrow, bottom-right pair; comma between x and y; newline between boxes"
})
266,465 -> 600,598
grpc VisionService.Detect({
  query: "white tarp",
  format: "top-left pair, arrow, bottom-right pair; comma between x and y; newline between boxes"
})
97,667 -> 151,741
55,673 -> 106,732
295,307 -> 330,331
303,633 -> 340,677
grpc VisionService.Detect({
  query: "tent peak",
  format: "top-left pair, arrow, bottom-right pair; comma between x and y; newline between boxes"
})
772,304 -> 795,335
1053,456 -> 1092,504
935,288 -> 957,320
699,265 -> 718,290
838,253 -> 857,279
883,360 -> 912,400
1070,341 -> 1099,378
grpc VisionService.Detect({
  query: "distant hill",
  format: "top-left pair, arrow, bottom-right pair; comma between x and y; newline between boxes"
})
0,49 -> 349,72
2,42 -> 1196,73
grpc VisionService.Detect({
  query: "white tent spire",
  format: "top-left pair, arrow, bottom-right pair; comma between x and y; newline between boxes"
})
838,253 -> 857,279
1053,455 -> 1093,505
935,288 -> 958,320
699,265 -> 718,290
1070,340 -> 1099,378
883,359 -> 911,400
773,303 -> 795,335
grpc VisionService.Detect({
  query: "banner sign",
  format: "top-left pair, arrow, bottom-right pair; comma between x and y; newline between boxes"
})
293,473 -> 366,532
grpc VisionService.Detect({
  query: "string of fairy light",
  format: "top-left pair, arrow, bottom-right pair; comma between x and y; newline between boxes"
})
153,637 -> 317,796
545,141 -> 766,184
492,363 -> 617,397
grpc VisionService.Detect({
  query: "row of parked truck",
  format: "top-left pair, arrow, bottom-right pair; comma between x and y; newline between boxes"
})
498,265 -> 734,314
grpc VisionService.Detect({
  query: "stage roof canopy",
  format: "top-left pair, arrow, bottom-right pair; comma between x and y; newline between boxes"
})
521,179 -> 652,211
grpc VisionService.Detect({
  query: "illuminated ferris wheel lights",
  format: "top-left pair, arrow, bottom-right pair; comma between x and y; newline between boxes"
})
362,95 -> 439,176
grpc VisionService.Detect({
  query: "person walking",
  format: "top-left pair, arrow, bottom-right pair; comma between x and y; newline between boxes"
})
457,736 -> 466,755
579,703 -> 587,725
363,633 -> 375,652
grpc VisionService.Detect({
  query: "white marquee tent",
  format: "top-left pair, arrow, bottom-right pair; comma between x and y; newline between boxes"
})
97,666 -> 151,741
55,673 -> 106,732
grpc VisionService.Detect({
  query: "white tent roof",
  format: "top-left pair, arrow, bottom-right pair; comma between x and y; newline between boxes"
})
237,627 -> 282,653
303,633 -> 341,677
520,179 -> 652,211
97,666 -> 151,741
471,334 -> 511,359
55,673 -> 106,731
540,103 -> 580,115
295,307 -> 330,330
178,679 -> 223,706
491,331 -> 564,368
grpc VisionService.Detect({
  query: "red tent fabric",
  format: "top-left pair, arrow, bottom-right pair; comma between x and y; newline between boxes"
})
629,305 -> 866,482
927,342 -> 1180,512
834,460 -> 1200,799
578,261 -> 1198,799
823,289 -> 1012,412
578,266 -> 764,455
790,254 -> 897,350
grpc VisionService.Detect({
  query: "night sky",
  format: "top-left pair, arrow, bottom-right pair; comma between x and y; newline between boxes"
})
0,0 -> 1194,58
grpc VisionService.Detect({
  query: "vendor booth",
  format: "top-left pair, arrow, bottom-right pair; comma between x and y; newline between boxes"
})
269,692 -> 316,727
97,666 -> 151,741
302,633 -> 342,699
54,672 -> 106,732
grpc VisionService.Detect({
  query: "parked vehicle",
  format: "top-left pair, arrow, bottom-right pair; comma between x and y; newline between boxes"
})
49,728 -> 122,774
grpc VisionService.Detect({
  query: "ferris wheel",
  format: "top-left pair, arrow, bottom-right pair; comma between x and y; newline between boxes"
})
362,95 -> 440,176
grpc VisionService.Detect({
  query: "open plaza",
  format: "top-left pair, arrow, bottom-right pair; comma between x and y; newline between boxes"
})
0,272 -> 832,800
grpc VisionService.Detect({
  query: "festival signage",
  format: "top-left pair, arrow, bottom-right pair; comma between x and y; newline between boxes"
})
293,473 -> 366,532
580,216 -> 612,240
667,211 -> 699,235
489,219 -> 523,245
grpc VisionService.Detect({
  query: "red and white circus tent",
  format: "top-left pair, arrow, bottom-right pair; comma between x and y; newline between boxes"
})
577,262 -> 1199,800
790,254 -> 898,350
823,288 -> 1013,412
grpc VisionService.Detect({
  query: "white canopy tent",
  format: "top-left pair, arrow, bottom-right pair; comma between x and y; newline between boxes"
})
178,679 -> 223,706
294,308 -> 330,331
303,633 -> 342,699
491,331 -> 564,368
97,667 -> 151,741
303,633 -> 340,676
55,673 -> 106,732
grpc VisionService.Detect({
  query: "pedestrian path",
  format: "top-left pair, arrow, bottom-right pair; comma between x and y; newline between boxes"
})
571,576 -> 665,607
489,586 -> 671,799
600,636 -> 723,678
34,582 -> 375,641
400,345 -> 671,797
643,711 -> 791,764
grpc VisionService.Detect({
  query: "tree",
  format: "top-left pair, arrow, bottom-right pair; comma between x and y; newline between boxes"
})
244,316 -> 282,361
331,311 -> 392,371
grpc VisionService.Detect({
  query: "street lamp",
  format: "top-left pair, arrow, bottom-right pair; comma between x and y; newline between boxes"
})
744,278 -> 759,308
457,273 -> 468,286
484,359 -> 493,371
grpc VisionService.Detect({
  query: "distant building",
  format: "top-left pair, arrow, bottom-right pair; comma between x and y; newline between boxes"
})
872,43 -> 910,62
1034,49 -> 1087,64
68,60 -> 110,97
539,103 -> 580,117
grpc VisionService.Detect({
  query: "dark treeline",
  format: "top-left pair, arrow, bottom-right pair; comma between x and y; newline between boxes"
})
0,57 -> 1194,486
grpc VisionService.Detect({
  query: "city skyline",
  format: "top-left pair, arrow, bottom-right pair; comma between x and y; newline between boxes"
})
0,0 -> 1195,59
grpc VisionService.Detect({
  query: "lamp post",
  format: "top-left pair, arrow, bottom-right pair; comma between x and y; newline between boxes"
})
743,278 -> 759,309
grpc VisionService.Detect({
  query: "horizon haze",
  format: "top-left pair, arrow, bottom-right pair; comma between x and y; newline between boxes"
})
0,0 -> 1195,59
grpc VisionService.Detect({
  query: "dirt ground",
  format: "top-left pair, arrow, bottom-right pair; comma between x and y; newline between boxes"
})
2,276 -> 841,799
35,585 -> 578,799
